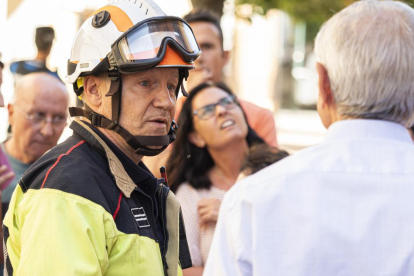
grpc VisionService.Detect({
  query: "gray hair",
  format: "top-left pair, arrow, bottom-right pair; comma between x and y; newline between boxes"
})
315,0 -> 414,127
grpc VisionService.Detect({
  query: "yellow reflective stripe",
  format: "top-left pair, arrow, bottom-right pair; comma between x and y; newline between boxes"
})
106,234 -> 164,275
4,188 -> 166,275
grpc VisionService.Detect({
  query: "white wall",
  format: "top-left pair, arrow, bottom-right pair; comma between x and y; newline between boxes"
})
232,10 -> 284,111
0,0 -> 193,142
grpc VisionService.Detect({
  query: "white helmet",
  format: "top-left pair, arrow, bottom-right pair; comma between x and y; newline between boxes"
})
67,0 -> 200,84
67,0 -> 201,156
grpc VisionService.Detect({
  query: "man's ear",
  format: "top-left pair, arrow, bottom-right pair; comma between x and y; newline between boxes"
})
316,62 -> 334,108
188,131 -> 206,148
82,76 -> 102,108
7,104 -> 14,125
222,50 -> 230,67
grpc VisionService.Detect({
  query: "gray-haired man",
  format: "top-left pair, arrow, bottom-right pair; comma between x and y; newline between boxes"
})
205,1 -> 414,275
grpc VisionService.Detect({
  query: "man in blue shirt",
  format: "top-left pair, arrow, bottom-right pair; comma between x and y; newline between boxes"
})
10,27 -> 61,84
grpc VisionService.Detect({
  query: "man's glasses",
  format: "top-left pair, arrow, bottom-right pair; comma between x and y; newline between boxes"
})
15,107 -> 67,127
193,95 -> 238,120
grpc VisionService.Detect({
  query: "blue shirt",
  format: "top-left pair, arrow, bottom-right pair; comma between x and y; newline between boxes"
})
1,143 -> 32,203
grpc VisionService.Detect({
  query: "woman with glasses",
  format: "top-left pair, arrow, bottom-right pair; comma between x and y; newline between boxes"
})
167,82 -> 265,276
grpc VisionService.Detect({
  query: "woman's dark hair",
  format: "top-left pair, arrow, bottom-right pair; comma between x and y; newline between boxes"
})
240,143 -> 289,176
167,82 -> 265,193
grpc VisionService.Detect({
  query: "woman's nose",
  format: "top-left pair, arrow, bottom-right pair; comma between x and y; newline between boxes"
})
215,103 -> 227,117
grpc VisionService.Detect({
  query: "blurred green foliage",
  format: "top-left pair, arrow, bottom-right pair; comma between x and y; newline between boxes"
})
236,0 -> 414,41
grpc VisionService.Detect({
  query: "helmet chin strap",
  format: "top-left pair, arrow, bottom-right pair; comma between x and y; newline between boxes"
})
69,70 -> 184,157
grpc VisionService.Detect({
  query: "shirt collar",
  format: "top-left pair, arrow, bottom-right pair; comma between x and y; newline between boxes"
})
325,119 -> 412,144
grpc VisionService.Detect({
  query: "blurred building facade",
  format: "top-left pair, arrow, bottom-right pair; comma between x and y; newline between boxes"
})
0,0 -> 325,151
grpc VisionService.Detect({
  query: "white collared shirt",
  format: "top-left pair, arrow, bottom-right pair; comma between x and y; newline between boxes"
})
204,119 -> 414,276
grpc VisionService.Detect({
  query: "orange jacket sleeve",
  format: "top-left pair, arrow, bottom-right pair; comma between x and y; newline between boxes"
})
239,99 -> 278,147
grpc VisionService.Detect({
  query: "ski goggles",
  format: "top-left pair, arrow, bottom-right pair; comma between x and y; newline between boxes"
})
109,16 -> 201,73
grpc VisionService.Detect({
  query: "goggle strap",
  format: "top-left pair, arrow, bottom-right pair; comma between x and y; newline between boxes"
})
105,74 -> 121,96
180,82 -> 188,97
112,81 -> 121,124
179,68 -> 189,97
105,75 -> 122,124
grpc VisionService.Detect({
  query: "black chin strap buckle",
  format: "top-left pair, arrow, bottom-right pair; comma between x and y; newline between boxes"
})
180,69 -> 189,97
171,120 -> 178,132
106,122 -> 120,132
90,113 -> 103,126
169,120 -> 178,143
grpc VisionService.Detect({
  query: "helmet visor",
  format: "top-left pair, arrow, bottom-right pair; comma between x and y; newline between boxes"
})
117,18 -> 200,63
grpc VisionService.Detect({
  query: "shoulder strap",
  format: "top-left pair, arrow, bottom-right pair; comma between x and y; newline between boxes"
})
164,190 -> 192,275
74,118 -> 137,198
178,210 -> 192,269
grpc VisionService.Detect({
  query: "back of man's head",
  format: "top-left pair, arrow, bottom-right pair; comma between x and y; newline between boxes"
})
7,72 -> 68,164
184,9 -> 224,50
35,27 -> 55,53
315,0 -> 414,127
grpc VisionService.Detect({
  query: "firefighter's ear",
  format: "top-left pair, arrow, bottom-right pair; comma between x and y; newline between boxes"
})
83,75 -> 103,108
188,131 -> 206,148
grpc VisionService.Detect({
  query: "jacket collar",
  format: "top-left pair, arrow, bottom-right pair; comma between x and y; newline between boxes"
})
70,118 -> 137,198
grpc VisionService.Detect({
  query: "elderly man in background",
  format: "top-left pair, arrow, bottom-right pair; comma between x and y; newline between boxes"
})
0,59 -> 15,192
0,59 -> 14,276
1,72 -> 68,216
205,1 -> 414,275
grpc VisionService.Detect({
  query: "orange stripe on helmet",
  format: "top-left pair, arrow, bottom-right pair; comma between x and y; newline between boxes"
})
157,45 -> 192,67
91,5 -> 133,32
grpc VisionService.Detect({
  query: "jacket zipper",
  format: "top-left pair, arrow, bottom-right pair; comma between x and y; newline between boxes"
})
158,185 -> 170,275
159,186 -> 169,268
134,186 -> 169,276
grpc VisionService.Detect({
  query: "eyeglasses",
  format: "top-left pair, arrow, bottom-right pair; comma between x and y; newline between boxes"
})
193,95 -> 238,120
15,107 -> 67,127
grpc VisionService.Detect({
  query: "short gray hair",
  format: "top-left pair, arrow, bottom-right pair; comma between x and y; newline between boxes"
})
315,0 -> 414,127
